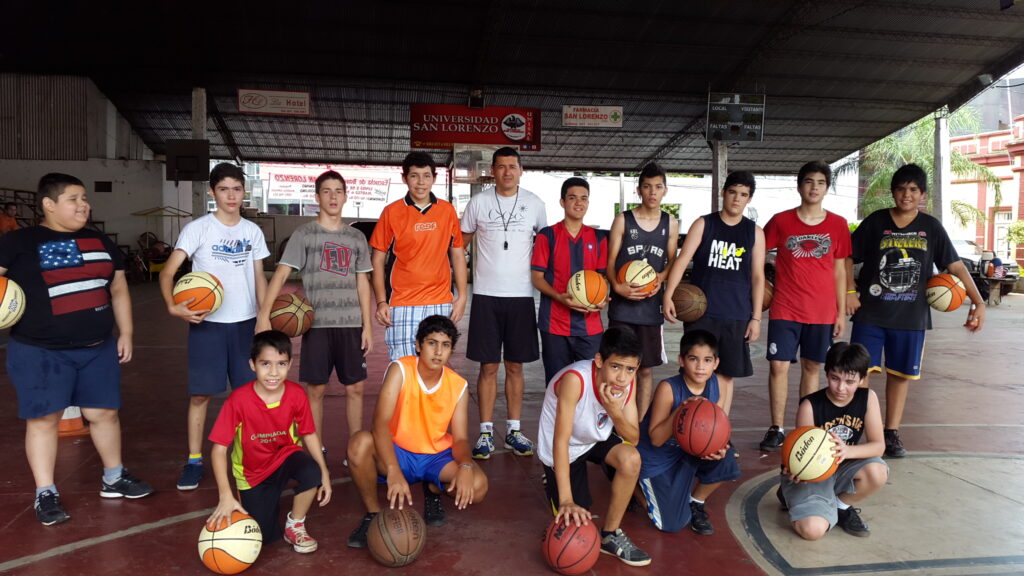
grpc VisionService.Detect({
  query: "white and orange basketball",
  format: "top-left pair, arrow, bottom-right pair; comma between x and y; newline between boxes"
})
567,270 -> 609,309
616,261 -> 658,295
0,277 -> 27,330
173,271 -> 224,314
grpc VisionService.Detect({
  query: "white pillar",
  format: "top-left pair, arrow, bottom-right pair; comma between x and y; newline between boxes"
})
192,87 -> 208,220
710,140 -> 728,213
933,108 -> 950,224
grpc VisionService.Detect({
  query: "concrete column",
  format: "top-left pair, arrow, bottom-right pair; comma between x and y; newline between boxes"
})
934,109 -> 950,224
710,140 -> 728,213
192,87 -> 208,219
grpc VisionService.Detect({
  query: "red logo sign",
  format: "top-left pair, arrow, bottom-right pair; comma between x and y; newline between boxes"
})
410,104 -> 541,150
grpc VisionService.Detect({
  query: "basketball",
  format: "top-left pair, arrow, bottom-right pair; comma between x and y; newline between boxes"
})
673,396 -> 731,458
926,273 -> 966,312
671,283 -> 707,323
367,508 -> 426,567
0,277 -> 27,330
762,280 -> 774,311
617,260 -> 658,295
268,293 -> 315,337
566,270 -> 608,309
781,426 -> 839,483
173,271 -> 224,314
197,511 -> 262,574
542,518 -> 600,576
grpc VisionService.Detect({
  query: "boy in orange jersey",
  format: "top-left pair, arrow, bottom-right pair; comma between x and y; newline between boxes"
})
346,315 -> 488,548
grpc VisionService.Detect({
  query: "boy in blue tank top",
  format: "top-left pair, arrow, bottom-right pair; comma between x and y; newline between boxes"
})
636,330 -> 739,534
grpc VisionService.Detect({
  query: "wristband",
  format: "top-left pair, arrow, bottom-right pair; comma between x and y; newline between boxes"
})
846,290 -> 858,294
751,317 -> 761,321
458,462 -> 473,469
377,301 -> 388,306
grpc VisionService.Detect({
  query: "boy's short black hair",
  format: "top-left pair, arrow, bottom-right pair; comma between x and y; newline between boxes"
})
798,161 -> 832,189
315,170 -> 346,194
598,325 -> 643,363
209,163 -> 246,189
402,151 -> 437,176
560,176 -> 590,200
416,315 -> 460,348
678,329 -> 719,358
723,171 -> 756,197
891,163 -> 928,194
251,330 -> 293,361
824,341 -> 870,378
638,162 -> 667,186
492,146 -> 521,167
37,173 -> 85,211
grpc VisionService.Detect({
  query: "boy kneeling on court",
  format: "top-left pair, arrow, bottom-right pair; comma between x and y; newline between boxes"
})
347,315 -> 488,548
538,325 -> 651,568
779,342 -> 888,539
636,330 -> 740,535
207,330 -> 331,553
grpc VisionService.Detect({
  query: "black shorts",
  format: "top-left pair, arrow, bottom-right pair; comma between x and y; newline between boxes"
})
607,320 -> 665,369
543,434 -> 622,511
466,295 -> 539,363
299,327 -> 367,385
239,451 -> 322,543
684,316 -> 753,378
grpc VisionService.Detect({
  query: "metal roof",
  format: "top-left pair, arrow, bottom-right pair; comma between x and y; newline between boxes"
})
3,0 -> 1024,173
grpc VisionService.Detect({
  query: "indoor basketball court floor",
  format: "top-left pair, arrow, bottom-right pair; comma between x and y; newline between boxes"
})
0,282 -> 1021,576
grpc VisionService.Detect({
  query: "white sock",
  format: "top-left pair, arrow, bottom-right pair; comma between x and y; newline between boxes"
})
837,501 -> 850,511
507,419 -> 521,433
480,422 -> 493,434
287,512 -> 304,526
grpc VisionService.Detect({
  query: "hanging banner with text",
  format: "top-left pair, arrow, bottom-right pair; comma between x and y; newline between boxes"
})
238,89 -> 311,117
410,104 -> 541,150
562,105 -> 623,128
706,93 -> 765,141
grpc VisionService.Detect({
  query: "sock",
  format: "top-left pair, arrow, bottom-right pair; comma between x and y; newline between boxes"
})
188,453 -> 203,465
480,422 -> 493,435
286,512 -> 304,526
103,465 -> 124,485
837,501 -> 851,511
507,419 -> 521,433
36,485 -> 58,499
690,497 -> 705,505
601,529 -> 618,538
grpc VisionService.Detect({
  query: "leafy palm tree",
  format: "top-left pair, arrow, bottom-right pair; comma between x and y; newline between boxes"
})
833,108 -> 1001,226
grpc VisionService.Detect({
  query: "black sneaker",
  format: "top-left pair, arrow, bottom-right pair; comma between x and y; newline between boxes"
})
776,486 -> 788,511
837,506 -> 870,537
347,513 -> 377,548
100,470 -> 154,499
35,490 -> 70,526
689,501 -> 713,535
600,528 -> 651,567
884,429 -> 907,458
423,483 -> 446,527
759,426 -> 785,451
176,462 -> 203,491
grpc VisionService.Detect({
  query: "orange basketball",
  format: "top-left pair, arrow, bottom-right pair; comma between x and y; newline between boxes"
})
671,283 -> 707,323
173,271 -> 224,313
542,518 -> 600,575
617,260 -> 658,295
367,508 -> 426,567
926,273 -> 966,312
197,511 -> 262,574
762,280 -> 774,311
781,426 -> 839,483
268,293 -> 315,337
673,397 -> 731,458
566,270 -> 608,309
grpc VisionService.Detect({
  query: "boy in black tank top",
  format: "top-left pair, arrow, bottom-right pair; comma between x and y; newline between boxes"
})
779,342 -> 888,540
607,163 -> 679,420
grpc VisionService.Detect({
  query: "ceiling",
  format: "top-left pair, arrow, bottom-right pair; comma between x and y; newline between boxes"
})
3,0 -> 1024,174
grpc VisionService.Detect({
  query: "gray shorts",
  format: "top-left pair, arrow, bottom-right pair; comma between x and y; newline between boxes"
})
780,457 -> 888,528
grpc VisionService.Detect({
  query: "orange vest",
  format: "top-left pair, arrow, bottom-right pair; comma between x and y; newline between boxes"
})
389,356 -> 467,454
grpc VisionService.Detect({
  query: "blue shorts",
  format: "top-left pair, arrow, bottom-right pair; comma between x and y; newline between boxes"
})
380,445 -> 454,490
188,318 -> 257,395
6,338 -> 121,419
639,446 -> 740,533
539,331 -> 602,386
850,322 -> 925,379
385,303 -> 452,362
766,319 -> 832,364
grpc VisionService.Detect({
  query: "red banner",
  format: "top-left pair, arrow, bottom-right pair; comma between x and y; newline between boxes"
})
410,104 -> 541,150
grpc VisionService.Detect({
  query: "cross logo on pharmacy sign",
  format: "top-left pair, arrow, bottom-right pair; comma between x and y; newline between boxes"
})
238,89 -> 311,117
562,105 -> 623,128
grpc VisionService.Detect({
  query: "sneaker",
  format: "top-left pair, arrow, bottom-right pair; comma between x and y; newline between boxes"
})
347,513 -> 377,548
837,506 -> 870,537
776,486 -> 788,511
423,483 -> 446,527
284,516 -> 318,553
504,430 -> 535,456
884,429 -> 907,458
101,470 -> 154,499
759,426 -> 785,451
177,462 -> 204,491
600,528 -> 651,567
472,432 -> 494,460
35,490 -> 70,526
689,501 -> 714,535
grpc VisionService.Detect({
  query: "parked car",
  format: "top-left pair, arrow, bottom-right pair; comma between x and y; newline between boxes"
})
952,239 -> 1019,296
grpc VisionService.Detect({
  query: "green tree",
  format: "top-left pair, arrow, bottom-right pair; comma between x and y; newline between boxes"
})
834,108 -> 1001,226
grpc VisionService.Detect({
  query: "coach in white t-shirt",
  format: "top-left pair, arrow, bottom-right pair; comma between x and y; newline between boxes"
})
461,147 -> 547,460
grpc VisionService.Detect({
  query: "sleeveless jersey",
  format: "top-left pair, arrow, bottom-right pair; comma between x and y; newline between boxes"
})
804,387 -> 869,446
609,211 -> 671,326
637,373 -> 720,479
389,356 -> 468,454
690,213 -> 755,321
537,359 -> 634,467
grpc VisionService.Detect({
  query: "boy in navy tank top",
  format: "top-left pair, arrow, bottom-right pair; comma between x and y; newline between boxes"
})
662,171 -> 765,414
778,342 -> 888,540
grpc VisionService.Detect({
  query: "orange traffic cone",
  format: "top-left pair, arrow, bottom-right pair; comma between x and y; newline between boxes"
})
58,406 -> 90,437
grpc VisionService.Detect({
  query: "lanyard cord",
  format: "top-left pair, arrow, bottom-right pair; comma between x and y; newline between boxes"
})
496,187 -> 519,250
